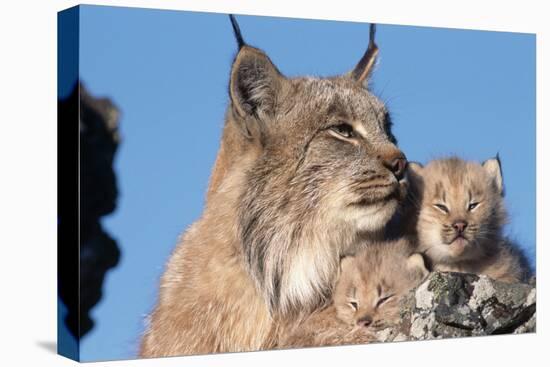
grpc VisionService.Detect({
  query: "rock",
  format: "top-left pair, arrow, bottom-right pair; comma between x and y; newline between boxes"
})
59,82 -> 121,338
376,272 -> 536,342
78,84 -> 122,338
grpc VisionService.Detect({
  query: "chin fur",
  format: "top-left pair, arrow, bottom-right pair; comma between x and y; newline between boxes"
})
350,199 -> 399,233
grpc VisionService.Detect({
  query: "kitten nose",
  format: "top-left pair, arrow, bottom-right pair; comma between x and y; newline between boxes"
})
453,220 -> 468,233
380,151 -> 408,181
357,315 -> 373,328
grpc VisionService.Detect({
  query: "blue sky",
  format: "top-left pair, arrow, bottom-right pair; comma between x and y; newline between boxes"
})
72,5 -> 535,361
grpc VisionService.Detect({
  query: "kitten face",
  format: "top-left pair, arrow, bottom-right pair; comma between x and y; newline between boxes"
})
412,157 -> 506,264
333,242 -> 428,329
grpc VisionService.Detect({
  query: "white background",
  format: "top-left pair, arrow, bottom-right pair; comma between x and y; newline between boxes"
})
0,0 -> 547,366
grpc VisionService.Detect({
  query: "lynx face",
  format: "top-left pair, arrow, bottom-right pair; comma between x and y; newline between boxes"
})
226,29 -> 408,313
333,241 -> 428,329
241,76 -> 406,233
411,157 -> 507,264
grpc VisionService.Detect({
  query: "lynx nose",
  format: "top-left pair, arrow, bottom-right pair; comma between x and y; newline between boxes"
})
357,315 -> 373,328
381,152 -> 407,181
453,220 -> 468,233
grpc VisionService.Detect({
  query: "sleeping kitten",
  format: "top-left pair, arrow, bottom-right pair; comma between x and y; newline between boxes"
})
279,239 -> 428,348
409,156 -> 530,283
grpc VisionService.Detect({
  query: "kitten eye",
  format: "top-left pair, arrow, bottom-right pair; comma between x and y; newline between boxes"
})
349,301 -> 358,310
468,202 -> 479,211
329,123 -> 356,139
376,294 -> 394,308
434,203 -> 449,213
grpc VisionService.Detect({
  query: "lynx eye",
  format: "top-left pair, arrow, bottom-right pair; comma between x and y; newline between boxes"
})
349,301 -> 358,310
376,294 -> 394,308
468,202 -> 479,211
329,123 -> 356,139
434,203 -> 449,213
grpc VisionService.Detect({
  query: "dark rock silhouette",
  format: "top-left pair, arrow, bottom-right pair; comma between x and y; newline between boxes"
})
58,82 -> 121,339
79,84 -> 122,337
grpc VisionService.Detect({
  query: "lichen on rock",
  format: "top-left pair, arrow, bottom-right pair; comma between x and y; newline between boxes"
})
372,271 -> 535,343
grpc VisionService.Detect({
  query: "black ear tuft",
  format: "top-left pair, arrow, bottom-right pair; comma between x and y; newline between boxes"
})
229,14 -> 246,50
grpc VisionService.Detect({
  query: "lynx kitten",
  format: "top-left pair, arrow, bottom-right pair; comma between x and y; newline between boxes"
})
280,240 -> 428,348
409,157 -> 530,283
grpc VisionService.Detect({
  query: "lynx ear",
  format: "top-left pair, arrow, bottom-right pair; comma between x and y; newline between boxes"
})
482,156 -> 504,196
339,255 -> 356,274
229,46 -> 286,130
227,15 -> 286,137
406,253 -> 429,280
407,161 -> 424,176
348,24 -> 379,87
406,161 -> 424,189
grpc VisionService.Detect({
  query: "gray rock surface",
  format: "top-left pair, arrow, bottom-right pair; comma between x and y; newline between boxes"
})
374,272 -> 536,342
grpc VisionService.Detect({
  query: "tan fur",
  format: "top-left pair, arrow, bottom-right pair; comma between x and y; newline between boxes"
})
140,28 -> 407,356
140,161 -> 278,356
280,240 -> 428,348
277,306 -> 376,348
411,157 -> 529,283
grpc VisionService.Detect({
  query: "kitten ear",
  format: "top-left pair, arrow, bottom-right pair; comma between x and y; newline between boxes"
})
229,45 -> 286,136
407,161 -> 424,176
339,256 -> 356,274
406,253 -> 429,280
406,161 -> 424,189
347,24 -> 379,87
482,156 -> 504,196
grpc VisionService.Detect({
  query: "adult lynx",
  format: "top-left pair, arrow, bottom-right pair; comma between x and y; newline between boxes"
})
140,16 -> 407,357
